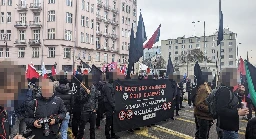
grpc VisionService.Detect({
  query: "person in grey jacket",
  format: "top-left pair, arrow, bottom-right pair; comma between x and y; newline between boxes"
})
76,82 -> 98,139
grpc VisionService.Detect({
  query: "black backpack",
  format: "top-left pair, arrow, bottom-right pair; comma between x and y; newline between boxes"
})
191,85 -> 198,106
205,86 -> 233,119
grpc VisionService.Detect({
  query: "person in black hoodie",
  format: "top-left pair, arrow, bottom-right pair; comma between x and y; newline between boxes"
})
245,117 -> 256,139
216,68 -> 249,139
25,78 -> 66,139
76,74 -> 98,139
54,71 -> 73,139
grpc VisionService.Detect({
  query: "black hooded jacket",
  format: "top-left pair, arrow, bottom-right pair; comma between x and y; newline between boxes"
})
79,85 -> 98,112
55,84 -> 73,112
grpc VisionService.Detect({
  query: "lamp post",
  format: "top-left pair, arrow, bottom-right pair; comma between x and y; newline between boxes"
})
3,34 -> 8,58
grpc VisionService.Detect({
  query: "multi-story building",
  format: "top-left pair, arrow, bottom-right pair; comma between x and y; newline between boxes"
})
143,46 -> 161,60
0,0 -> 137,72
161,28 -> 237,69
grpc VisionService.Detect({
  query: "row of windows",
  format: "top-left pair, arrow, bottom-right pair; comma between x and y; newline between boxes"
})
170,48 -> 234,56
96,37 -> 116,49
0,0 -> 12,6
168,42 -> 233,50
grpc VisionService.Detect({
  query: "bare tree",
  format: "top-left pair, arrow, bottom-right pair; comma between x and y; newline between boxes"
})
179,49 -> 213,63
154,56 -> 166,69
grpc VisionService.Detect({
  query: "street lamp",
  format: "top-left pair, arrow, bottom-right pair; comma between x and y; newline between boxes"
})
3,34 -> 8,58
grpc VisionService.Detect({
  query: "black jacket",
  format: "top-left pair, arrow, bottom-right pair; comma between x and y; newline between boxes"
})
25,95 -> 66,138
216,87 -> 240,131
102,83 -> 115,110
0,106 -> 9,139
55,84 -> 73,112
79,85 -> 98,112
246,117 -> 256,139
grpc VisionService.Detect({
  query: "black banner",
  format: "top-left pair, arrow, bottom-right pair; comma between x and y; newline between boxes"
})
113,79 -> 174,132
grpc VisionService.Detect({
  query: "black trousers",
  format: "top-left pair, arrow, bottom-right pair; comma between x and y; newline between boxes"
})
96,100 -> 104,127
180,94 -> 184,107
72,111 -> 81,137
105,104 -> 115,138
197,118 -> 212,139
188,91 -> 192,106
77,111 -> 96,139
194,115 -> 199,139
175,96 -> 180,114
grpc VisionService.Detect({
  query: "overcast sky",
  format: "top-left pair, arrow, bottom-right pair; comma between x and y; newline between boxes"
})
138,0 -> 256,64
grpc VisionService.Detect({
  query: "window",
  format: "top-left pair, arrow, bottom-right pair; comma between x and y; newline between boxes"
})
0,30 -> 4,40
7,12 -> 11,23
229,55 -> 233,58
90,35 -> 93,44
48,47 -> 55,58
18,47 -> 25,58
47,28 -> 55,39
112,41 -> 115,49
91,4 -> 94,13
122,3 -> 125,11
48,10 -> 55,21
32,47 -> 39,58
0,48 -> 3,57
81,16 -> 85,26
229,61 -> 233,65
175,51 -> 178,54
66,0 -> 72,6
229,35 -> 233,40
221,42 -> 224,46
48,0 -> 55,4
196,44 -> 200,48
34,13 -> 40,23
88,55 -> 91,61
221,62 -> 224,66
169,46 -> 171,49
105,25 -> 108,33
19,30 -> 25,40
96,37 -> 100,48
5,48 -> 9,57
212,49 -> 215,53
96,52 -> 100,61
19,13 -> 26,24
7,0 -> 12,6
86,2 -> 89,11
1,12 -> 4,23
105,39 -> 108,47
113,1 -> 116,9
221,49 -> 224,52
212,43 -> 215,47
6,30 -> 11,40
104,11 -> 108,19
1,0 -> 5,5
104,53 -> 108,62
221,55 -> 224,59
96,22 -> 100,31
66,12 -> 72,23
81,0 -> 85,10
91,19 -> 94,28
122,42 -> 124,50
125,29 -> 127,37
229,42 -> 233,46
212,56 -> 215,60
85,33 -> 89,43
20,0 -> 26,6
86,17 -> 89,27
121,28 -> 124,36
124,42 -> 127,50
175,46 -> 178,49
65,30 -> 72,41
175,57 -> 178,60
189,45 -> 192,48
112,54 -> 115,62
33,30 -> 40,40
81,32 -> 85,43
229,48 -> 232,52
182,45 -> 185,49
64,48 -> 71,58
133,9 -> 136,16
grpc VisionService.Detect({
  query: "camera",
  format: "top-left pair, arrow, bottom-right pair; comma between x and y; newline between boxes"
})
38,117 -> 51,136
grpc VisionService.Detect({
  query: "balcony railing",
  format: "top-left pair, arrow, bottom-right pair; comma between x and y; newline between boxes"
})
111,20 -> 119,26
112,8 -> 119,14
17,4 -> 28,11
97,1 -> 103,8
14,21 -> 28,28
29,39 -> 41,45
15,39 -> 26,44
29,21 -> 42,27
96,31 -> 102,36
29,3 -> 41,10
104,5 -> 110,11
111,34 -> 118,40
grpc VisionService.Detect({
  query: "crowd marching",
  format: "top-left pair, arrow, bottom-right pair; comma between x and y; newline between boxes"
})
0,60 -> 256,139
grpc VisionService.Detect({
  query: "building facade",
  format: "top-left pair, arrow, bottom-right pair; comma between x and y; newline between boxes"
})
143,46 -> 161,60
0,0 -> 137,71
161,28 -> 237,70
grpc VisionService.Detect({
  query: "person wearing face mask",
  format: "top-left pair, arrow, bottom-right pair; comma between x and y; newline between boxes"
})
25,78 -> 66,139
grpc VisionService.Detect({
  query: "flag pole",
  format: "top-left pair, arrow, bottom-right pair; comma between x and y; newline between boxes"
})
219,0 -> 222,71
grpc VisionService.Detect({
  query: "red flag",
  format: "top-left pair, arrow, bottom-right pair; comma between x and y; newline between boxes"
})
83,69 -> 88,74
146,68 -> 150,74
26,64 -> 40,79
51,66 -> 56,76
238,58 -> 246,75
143,24 -> 161,49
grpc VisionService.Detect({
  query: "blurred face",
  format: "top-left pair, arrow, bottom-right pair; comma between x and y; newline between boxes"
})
0,63 -> 26,105
39,79 -> 54,98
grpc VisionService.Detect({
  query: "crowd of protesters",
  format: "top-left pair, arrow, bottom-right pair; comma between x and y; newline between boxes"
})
0,60 -> 256,139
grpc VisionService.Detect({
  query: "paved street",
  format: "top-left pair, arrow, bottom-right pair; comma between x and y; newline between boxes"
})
81,102 -> 250,139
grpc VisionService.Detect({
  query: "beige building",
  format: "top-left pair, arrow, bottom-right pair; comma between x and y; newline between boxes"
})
0,0 -> 137,71
161,28 -> 237,71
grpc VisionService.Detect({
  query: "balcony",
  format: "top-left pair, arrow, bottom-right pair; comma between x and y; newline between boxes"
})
103,33 -> 111,38
97,1 -> 103,8
14,21 -> 28,28
96,31 -> 102,36
111,34 -> 118,40
29,21 -> 42,28
15,39 -> 26,45
111,20 -> 119,26
111,8 -> 119,14
29,39 -> 41,45
133,0 -> 137,5
17,4 -> 28,11
29,3 -> 42,11
96,15 -> 101,21
104,18 -> 111,24
104,5 -> 111,11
